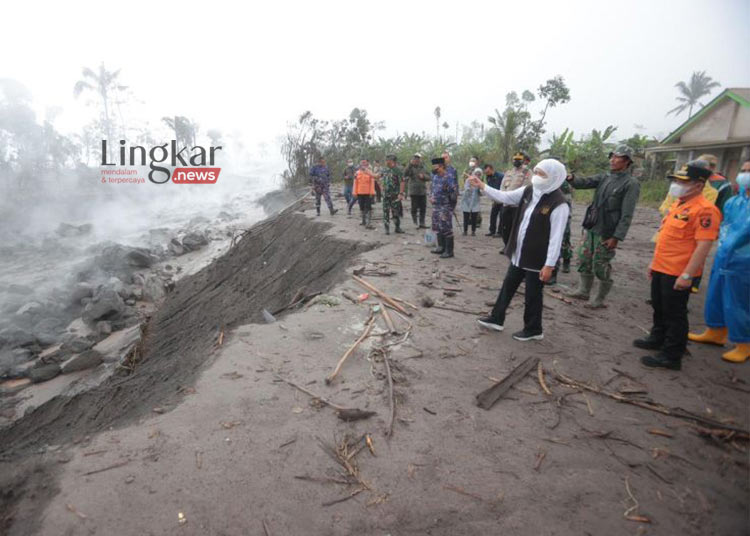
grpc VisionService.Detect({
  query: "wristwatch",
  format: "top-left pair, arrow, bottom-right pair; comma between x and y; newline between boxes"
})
679,273 -> 692,281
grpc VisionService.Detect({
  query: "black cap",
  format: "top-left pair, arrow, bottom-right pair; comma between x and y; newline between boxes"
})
431,157 -> 445,165
386,154 -> 397,162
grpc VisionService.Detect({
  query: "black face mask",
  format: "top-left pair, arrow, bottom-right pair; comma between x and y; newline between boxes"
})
513,161 -> 522,168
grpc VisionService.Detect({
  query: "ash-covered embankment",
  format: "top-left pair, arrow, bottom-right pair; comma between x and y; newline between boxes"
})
0,197 -> 372,457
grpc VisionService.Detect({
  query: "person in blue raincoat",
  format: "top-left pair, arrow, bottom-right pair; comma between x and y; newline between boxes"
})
688,160 -> 750,362
430,156 -> 457,258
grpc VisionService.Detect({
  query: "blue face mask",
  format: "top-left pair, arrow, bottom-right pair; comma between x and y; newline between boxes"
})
737,172 -> 750,190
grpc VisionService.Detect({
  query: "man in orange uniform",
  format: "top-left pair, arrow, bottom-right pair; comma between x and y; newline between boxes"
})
634,160 -> 721,370
353,159 -> 378,229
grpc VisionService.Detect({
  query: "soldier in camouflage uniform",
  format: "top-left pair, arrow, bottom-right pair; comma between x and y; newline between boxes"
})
560,180 -> 573,272
309,157 -> 338,216
381,154 -> 406,235
404,153 -> 430,228
343,159 -> 357,215
566,145 -> 641,308
430,157 -> 458,258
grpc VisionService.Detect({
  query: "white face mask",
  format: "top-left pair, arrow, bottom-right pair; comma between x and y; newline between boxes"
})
669,181 -> 692,198
531,174 -> 550,189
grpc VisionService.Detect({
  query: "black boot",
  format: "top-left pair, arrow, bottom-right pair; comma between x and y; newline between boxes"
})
431,234 -> 445,254
440,236 -> 454,258
360,211 -> 366,226
412,212 -> 418,226
394,218 -> 404,233
562,259 -> 571,273
365,210 -> 374,229
330,207 -> 338,215
384,222 -> 390,235
419,215 -> 427,229
641,353 -> 681,371
633,336 -> 664,350
316,205 -> 321,217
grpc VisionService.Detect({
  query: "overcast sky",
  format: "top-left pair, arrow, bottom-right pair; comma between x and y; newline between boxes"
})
3,0 -> 749,159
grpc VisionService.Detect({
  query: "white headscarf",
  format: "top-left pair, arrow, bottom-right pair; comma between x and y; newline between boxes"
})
531,158 -> 567,194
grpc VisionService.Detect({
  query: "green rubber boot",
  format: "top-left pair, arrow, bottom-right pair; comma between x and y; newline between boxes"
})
567,273 -> 594,300
585,280 -> 613,309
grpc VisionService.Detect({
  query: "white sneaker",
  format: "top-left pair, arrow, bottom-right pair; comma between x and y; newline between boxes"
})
478,317 -> 504,332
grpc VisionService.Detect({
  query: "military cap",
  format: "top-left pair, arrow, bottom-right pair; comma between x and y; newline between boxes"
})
386,154 -> 397,162
431,157 -> 445,165
414,152 -> 423,159
512,152 -> 525,161
668,159 -> 712,182
608,144 -> 634,160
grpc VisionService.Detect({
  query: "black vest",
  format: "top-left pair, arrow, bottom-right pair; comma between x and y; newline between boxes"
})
505,186 -> 566,270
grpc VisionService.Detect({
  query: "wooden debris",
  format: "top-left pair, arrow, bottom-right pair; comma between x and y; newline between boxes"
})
82,459 -> 130,476
476,357 -> 540,410
537,362 -> 552,395
379,302 -> 397,334
382,349 -> 396,439
533,448 -> 547,471
341,291 -> 359,304
623,476 -> 650,523
326,316 -> 376,384
545,290 -> 574,305
66,503 -> 88,520
647,428 -> 674,438
262,519 -> 272,536
552,369 -> 750,437
217,328 -> 225,347
275,375 -> 376,421
352,275 -> 411,316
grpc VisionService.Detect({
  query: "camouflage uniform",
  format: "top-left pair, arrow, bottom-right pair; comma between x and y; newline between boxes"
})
381,164 -> 404,234
560,181 -> 573,267
431,171 -> 457,237
310,164 -> 335,215
571,170 -> 640,281
567,144 -> 641,308
404,161 -> 429,227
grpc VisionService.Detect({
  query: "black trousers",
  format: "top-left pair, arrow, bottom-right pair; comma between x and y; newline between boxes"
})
357,195 -> 373,212
488,203 -> 502,234
411,195 -> 426,223
490,264 -> 544,334
649,271 -> 691,359
463,212 -> 478,233
374,182 -> 382,202
501,206 -> 516,245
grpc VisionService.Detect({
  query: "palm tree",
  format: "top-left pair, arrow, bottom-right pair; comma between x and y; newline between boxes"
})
74,63 -> 127,161
668,71 -> 721,118
434,106 -> 441,139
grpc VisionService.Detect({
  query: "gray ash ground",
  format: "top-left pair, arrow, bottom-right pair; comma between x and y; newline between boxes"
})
0,193 -> 747,536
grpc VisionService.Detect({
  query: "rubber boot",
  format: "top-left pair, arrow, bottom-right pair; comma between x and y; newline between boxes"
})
440,236 -> 454,258
384,222 -> 390,235
562,259 -> 571,273
394,218 -> 404,234
365,210 -> 374,229
722,343 -> 750,363
412,212 -> 418,226
567,273 -> 594,300
316,205 -> 321,217
688,327 -> 728,346
419,215 -> 427,229
585,280 -> 613,309
329,207 -> 338,215
431,234 -> 445,254
360,211 -> 366,226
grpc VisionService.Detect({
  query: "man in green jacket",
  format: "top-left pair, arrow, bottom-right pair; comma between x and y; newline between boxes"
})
404,153 -> 430,229
566,144 -> 641,308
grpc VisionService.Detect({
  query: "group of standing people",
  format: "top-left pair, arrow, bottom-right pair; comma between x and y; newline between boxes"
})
309,148 -> 750,368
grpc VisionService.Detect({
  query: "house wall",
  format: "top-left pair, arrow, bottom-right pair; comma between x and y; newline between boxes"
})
681,99 -> 736,143
731,105 -> 750,138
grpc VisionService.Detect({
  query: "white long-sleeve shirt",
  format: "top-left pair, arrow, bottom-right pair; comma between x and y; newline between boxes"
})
483,185 -> 570,271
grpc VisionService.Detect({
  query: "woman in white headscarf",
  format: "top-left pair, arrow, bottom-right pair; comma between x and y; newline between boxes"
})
468,158 -> 570,341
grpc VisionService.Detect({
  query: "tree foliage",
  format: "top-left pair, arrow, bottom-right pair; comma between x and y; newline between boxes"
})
668,71 -> 721,118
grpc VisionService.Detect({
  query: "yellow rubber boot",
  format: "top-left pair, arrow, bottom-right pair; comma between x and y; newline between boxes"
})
722,343 -> 750,363
688,327 -> 728,346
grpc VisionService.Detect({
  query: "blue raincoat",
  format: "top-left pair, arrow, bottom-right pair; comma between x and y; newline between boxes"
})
704,187 -> 750,342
